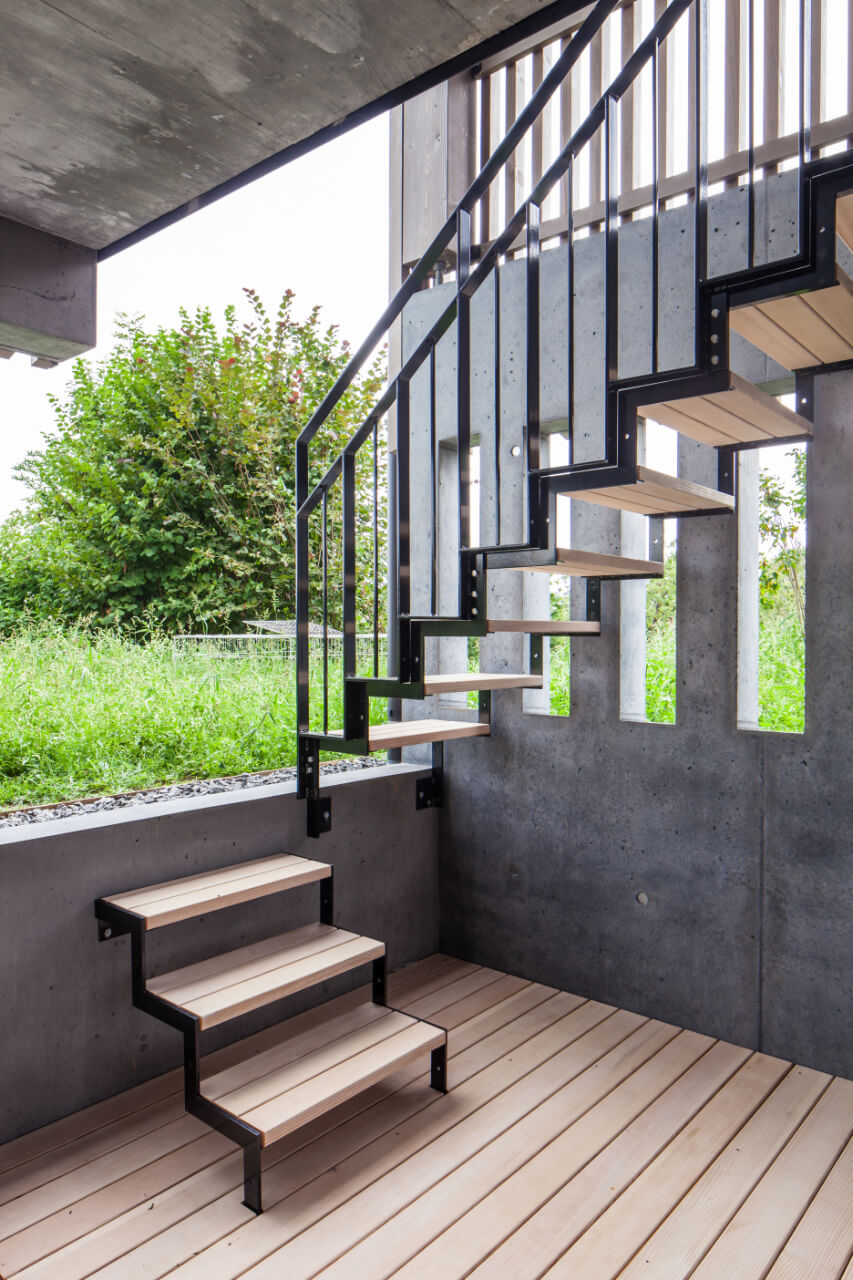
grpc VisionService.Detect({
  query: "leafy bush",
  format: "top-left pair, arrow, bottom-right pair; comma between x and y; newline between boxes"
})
0,292 -> 386,634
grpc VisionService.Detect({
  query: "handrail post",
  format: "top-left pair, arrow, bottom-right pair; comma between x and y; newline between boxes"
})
526,200 -> 545,545
457,207 -> 473,616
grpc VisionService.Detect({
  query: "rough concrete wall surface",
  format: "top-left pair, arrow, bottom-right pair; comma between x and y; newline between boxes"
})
400,180 -> 853,1078
0,766 -> 437,1144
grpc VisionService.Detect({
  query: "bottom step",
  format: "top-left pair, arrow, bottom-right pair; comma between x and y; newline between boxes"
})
203,1003 -> 445,1146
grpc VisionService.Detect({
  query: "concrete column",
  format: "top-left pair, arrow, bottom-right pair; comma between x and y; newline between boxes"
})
0,216 -> 96,362
736,450 -> 760,730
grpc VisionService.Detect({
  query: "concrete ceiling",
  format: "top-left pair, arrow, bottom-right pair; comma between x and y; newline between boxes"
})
0,0 -> 559,254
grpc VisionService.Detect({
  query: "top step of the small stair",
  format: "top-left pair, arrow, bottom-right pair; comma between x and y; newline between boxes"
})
368,718 -> 490,752
422,672 -> 542,694
487,618 -> 602,634
641,373 -> 812,446
730,269 -> 853,371
100,853 -> 331,930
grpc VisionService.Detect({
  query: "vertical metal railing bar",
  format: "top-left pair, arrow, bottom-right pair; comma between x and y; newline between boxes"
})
322,489 -> 329,733
651,39 -> 660,374
429,343 -> 438,615
695,0 -> 709,296
372,422 -> 379,678
800,0 -> 812,166
396,378 -> 411,635
526,202 -> 542,543
342,454 -> 357,682
687,1 -> 697,178
296,505 -> 310,732
603,93 -> 620,462
494,268 -> 502,544
457,208 -> 473,593
567,152 -> 575,462
747,0 -> 756,268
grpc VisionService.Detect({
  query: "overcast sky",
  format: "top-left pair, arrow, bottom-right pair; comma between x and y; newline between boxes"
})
0,112 -> 391,521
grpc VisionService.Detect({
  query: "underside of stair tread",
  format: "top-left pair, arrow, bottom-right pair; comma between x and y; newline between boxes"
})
730,267 -> 853,370
148,922 -> 384,1029
837,191 -> 853,254
642,371 -> 813,445
504,547 -> 663,579
487,618 -> 602,633
205,1007 -> 444,1146
423,672 -> 542,693
369,719 -> 491,751
570,466 -> 734,516
100,853 -> 331,930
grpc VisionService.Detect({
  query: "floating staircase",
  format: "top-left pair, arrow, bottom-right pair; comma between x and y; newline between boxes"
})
291,0 -> 849,841
95,855 -> 446,1213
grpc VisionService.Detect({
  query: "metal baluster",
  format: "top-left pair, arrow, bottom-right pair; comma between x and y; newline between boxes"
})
342,456 -> 356,681
429,343 -> 438,615
695,0 -> 709,294
651,40 -> 660,373
604,94 -> 619,462
494,269 -> 502,544
322,489 -> 329,733
526,201 -> 542,542
567,152 -> 575,463
457,208 -> 472,591
747,0 -> 755,267
372,422 -> 379,678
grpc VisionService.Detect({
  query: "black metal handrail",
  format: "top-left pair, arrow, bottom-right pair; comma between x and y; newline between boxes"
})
296,0 -> 824,760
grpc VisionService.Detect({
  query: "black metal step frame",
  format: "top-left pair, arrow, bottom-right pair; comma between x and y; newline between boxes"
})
94,872 -> 447,1213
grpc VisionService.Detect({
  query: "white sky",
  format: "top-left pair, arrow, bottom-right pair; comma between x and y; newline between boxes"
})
0,112 -> 391,521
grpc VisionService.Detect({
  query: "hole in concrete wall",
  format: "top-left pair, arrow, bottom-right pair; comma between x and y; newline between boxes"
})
621,420 -> 677,725
738,423 -> 806,734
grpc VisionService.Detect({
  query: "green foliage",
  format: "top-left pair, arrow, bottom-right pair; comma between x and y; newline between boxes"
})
645,553 -> 677,724
759,447 -> 806,634
0,292 -> 386,634
0,623 -> 386,809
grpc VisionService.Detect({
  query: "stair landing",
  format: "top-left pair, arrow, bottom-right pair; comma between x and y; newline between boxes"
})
2,954 -> 850,1279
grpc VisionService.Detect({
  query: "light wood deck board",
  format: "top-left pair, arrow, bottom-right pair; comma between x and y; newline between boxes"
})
731,268 -> 853,369
102,853 -> 331,930
486,619 -> 602,634
571,466 -> 735,516
506,548 -> 663,579
368,719 -> 490,751
0,957 -> 849,1280
422,672 -> 542,694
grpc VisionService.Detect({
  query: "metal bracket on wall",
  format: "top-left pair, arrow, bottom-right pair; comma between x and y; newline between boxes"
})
416,741 -> 444,810
299,736 -> 332,837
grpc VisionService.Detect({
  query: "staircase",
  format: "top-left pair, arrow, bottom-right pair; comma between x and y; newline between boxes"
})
94,856 -> 446,1213
294,0 -> 841,835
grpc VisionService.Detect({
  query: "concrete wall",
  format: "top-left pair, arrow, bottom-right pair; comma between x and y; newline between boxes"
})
0,216 -> 96,362
399,181 -> 853,1079
0,764 -> 437,1144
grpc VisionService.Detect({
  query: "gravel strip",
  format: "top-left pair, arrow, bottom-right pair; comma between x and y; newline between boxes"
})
0,757 -> 387,829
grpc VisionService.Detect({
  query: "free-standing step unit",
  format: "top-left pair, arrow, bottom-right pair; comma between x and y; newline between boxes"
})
95,853 -> 447,1213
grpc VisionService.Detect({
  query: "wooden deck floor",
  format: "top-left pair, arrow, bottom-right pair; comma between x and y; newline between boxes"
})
1,954 -> 851,1279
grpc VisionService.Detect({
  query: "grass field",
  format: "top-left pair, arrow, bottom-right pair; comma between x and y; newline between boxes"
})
0,600 -> 805,810
0,626 -> 386,810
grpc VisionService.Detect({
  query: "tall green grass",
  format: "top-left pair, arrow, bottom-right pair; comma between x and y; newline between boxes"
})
0,625 -> 385,809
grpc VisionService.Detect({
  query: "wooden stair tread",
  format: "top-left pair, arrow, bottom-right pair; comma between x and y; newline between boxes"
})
423,673 -> 542,694
369,719 -> 490,751
504,547 -> 663,578
210,1011 -> 444,1146
570,466 -> 734,516
148,924 -> 384,1029
487,619 -> 602,634
101,853 -> 330,930
835,190 -> 853,254
641,372 -> 812,446
731,269 -> 853,369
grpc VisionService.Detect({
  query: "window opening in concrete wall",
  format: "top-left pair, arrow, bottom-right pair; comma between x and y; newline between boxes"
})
621,419 -> 677,724
739,412 -> 806,734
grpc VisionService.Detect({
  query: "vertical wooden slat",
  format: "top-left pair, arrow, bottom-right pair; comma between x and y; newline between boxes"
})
479,74 -> 491,243
621,3 -> 636,202
490,70 -> 502,233
811,0 -> 823,129
656,0 -> 669,182
505,60 -> 518,220
560,36 -> 572,227
764,0 -> 780,145
531,47 -> 545,186
589,25 -> 603,207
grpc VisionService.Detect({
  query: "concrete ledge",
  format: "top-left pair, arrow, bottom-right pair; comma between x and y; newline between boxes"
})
0,764 -> 438,1143
0,215 -> 96,362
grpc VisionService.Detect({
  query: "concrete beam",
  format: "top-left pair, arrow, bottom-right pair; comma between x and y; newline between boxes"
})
0,216 -> 96,363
